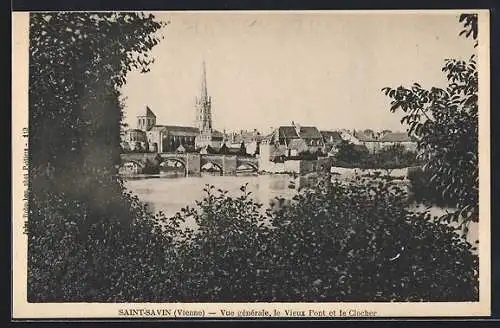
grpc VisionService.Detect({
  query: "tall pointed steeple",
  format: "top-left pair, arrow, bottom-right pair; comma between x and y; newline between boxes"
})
200,60 -> 208,101
195,60 -> 213,135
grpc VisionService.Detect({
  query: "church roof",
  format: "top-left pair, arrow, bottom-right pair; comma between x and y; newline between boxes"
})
212,130 -> 224,139
148,125 -> 168,132
163,125 -> 199,136
147,125 -> 199,136
139,106 -> 156,118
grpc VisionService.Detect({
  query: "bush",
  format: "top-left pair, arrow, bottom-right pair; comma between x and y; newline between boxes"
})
168,177 -> 478,302
266,177 -> 478,302
27,186 -> 182,302
407,166 -> 457,208
29,175 -> 478,302
333,142 -> 421,169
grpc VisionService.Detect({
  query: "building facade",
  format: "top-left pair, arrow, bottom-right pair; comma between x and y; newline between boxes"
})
261,122 -> 325,161
320,130 -> 343,156
122,128 -> 148,152
353,130 -> 381,154
378,132 -> 418,152
227,129 -> 263,156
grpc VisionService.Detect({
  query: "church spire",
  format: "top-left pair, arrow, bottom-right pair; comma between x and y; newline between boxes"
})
200,60 -> 208,101
195,60 -> 213,136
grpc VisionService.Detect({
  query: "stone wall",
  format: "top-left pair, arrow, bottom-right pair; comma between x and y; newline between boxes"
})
185,153 -> 201,177
330,166 -> 416,178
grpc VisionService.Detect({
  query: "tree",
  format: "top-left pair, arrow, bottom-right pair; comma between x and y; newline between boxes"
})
27,12 -> 167,301
170,177 -> 478,302
382,14 -> 479,231
335,140 -> 368,165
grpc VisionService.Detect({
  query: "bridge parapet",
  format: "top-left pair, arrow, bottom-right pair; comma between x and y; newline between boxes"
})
120,152 -> 259,176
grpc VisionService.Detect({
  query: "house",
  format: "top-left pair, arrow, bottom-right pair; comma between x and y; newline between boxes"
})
378,132 -> 418,152
260,123 -> 326,162
227,129 -> 263,156
339,129 -> 363,145
287,138 -> 309,157
353,130 -> 381,153
321,130 -> 343,145
269,122 -> 325,153
320,130 -> 343,156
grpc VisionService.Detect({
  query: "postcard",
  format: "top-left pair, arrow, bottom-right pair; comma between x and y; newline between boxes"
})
12,9 -> 490,319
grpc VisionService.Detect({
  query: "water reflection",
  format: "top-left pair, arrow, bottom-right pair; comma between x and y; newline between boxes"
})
124,173 -> 298,219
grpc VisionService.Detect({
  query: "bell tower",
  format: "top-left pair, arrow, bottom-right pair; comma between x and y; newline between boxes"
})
195,61 -> 213,147
137,106 -> 156,131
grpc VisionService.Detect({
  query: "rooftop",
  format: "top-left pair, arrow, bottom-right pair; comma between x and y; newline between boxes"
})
277,125 -> 323,139
379,132 -> 414,142
353,131 -> 377,142
320,130 -> 342,140
138,106 -> 156,118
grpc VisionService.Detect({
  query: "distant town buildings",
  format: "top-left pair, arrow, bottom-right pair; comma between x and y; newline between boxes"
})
261,122 -> 325,159
120,62 -> 418,159
320,130 -> 343,156
377,131 -> 418,152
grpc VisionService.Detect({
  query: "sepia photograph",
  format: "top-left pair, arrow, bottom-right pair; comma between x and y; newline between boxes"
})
11,9 -> 490,318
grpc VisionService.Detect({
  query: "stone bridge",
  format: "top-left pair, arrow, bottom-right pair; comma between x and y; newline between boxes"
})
120,152 -> 259,176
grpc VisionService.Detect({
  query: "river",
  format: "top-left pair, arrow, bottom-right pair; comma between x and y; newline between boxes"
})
123,171 -> 478,246
123,172 -> 299,218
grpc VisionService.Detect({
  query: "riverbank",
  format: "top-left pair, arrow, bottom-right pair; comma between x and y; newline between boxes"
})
123,169 -> 477,248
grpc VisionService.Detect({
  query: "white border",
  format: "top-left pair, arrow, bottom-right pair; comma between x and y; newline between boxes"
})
11,10 -> 491,319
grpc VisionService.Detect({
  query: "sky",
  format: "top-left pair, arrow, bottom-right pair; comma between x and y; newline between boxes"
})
120,11 -> 476,134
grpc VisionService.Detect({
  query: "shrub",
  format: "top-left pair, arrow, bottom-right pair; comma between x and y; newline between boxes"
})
168,177 -> 478,302
265,176 -> 478,302
27,187 -> 181,302
407,166 -> 457,208
170,184 -> 272,301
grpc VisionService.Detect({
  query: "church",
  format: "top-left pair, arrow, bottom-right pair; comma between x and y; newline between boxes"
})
193,61 -> 225,149
121,61 -> 225,153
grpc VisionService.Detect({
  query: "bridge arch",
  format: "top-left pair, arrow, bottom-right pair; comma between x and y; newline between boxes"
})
119,160 -> 145,174
201,161 -> 223,175
159,157 -> 187,176
237,157 -> 259,172
200,156 -> 223,171
236,162 -> 259,172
